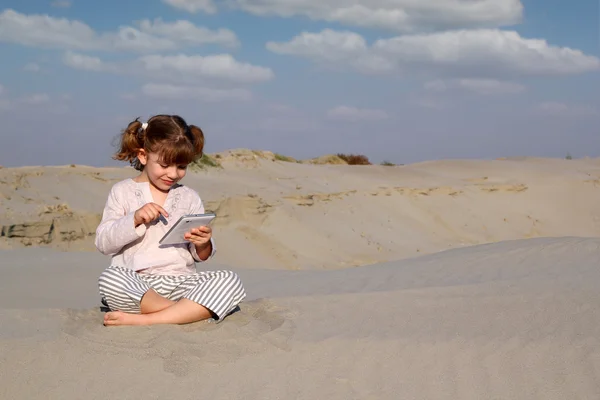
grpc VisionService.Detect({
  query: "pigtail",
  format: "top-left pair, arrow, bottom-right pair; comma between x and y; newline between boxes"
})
113,118 -> 145,170
110,115 -> 205,169
188,125 -> 205,157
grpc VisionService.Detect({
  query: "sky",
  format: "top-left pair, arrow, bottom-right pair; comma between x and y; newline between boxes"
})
0,0 -> 598,167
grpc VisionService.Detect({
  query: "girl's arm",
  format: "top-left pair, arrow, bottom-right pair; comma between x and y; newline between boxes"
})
188,195 -> 217,262
95,188 -> 147,256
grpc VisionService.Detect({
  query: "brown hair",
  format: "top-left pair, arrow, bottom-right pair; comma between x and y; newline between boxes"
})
113,114 -> 205,171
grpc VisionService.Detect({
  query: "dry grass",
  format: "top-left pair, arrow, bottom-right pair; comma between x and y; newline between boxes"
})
336,153 -> 372,165
189,154 -> 222,171
274,153 -> 298,163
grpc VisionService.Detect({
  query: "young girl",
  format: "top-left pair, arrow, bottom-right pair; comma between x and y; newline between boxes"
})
95,114 -> 246,326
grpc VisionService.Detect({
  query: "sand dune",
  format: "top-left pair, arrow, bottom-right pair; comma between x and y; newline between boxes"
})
2,156 -> 600,268
1,237 -> 600,399
1,155 -> 600,399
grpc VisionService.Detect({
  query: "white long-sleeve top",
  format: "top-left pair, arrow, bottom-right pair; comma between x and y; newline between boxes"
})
95,178 -> 216,276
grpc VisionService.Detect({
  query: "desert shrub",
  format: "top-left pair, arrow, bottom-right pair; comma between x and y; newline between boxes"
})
189,154 -> 221,171
274,153 -> 297,163
336,153 -> 372,165
380,160 -> 395,166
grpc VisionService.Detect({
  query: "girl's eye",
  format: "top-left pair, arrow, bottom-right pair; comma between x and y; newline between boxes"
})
160,165 -> 168,168
178,165 -> 188,170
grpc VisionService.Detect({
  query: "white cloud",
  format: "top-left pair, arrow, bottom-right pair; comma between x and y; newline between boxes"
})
0,89 -> 70,113
138,54 -> 274,83
63,52 -> 274,84
120,93 -> 137,101
136,18 -> 238,48
142,83 -> 251,102
327,106 -> 388,121
0,9 -> 236,52
163,0 -> 217,14
227,0 -> 523,32
20,93 -> 51,104
267,29 -> 600,77
266,29 -> 394,74
23,62 -> 41,72
63,52 -> 117,72
51,1 -> 72,8
0,84 -> 9,111
412,97 -> 446,109
535,102 -> 598,117
425,78 -> 526,95
423,80 -> 448,92
0,9 -> 98,50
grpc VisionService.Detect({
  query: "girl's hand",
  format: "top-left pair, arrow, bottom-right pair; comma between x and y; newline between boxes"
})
185,225 -> 212,247
134,203 -> 168,227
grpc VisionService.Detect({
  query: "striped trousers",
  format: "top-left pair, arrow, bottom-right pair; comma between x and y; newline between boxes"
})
98,266 -> 246,321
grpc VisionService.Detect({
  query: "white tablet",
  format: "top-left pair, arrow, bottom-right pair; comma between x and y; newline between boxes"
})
159,212 -> 216,246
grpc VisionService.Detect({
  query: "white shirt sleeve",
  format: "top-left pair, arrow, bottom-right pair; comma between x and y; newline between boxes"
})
95,186 -> 147,256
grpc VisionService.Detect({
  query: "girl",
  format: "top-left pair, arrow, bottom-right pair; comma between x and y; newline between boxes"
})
95,114 -> 246,326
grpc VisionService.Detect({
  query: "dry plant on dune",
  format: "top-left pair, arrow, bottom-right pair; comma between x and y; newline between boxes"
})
336,153 -> 372,165
189,154 -> 222,171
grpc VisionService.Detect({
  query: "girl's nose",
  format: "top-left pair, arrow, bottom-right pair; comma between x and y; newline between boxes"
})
167,168 -> 178,179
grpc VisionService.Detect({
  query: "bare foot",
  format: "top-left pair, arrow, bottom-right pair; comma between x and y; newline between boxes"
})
103,311 -> 149,326
103,299 -> 212,326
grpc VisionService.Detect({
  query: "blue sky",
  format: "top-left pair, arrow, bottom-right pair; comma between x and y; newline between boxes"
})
0,0 -> 598,167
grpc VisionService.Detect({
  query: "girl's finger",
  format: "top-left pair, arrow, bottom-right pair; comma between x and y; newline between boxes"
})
150,203 -> 169,218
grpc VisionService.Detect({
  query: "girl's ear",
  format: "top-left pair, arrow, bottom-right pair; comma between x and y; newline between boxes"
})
137,149 -> 147,166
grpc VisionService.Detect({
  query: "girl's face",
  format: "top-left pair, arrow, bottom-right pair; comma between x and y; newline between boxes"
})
137,150 -> 188,192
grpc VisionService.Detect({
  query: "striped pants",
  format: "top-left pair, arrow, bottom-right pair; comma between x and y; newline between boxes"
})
98,266 -> 246,321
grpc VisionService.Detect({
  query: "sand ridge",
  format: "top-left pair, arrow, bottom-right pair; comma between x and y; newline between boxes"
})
1,153 -> 600,398
2,156 -> 599,269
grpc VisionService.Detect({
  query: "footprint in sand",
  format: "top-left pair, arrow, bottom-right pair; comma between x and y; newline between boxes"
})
60,299 -> 296,376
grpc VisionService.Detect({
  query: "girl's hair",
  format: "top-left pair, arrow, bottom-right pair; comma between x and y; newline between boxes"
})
113,114 -> 205,171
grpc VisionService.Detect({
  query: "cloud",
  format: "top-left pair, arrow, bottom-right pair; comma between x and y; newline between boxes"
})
266,29 -> 394,74
141,83 -> 251,102
0,9 -> 237,52
0,9 -> 98,50
23,62 -> 41,72
411,97 -> 446,109
0,91 -> 56,112
139,54 -> 274,83
425,78 -> 526,95
227,0 -> 523,32
63,52 -> 274,84
51,1 -> 72,8
0,84 -> 7,110
267,29 -> 600,77
63,52 -> 117,72
20,93 -> 51,104
137,18 -> 239,48
163,0 -> 217,14
535,102 -> 598,117
327,106 -> 388,121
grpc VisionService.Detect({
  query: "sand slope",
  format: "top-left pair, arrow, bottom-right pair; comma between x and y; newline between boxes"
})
1,156 -> 600,269
2,156 -> 600,398
1,237 -> 600,399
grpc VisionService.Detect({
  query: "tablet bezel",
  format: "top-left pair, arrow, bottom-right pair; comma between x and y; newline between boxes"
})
158,212 -> 216,246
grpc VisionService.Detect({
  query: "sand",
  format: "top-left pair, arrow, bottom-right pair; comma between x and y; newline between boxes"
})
1,154 -> 600,399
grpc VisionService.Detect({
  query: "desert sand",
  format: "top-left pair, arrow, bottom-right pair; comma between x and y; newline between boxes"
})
1,152 -> 600,399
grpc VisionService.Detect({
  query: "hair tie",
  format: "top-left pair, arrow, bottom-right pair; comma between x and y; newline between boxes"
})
141,122 -> 148,130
